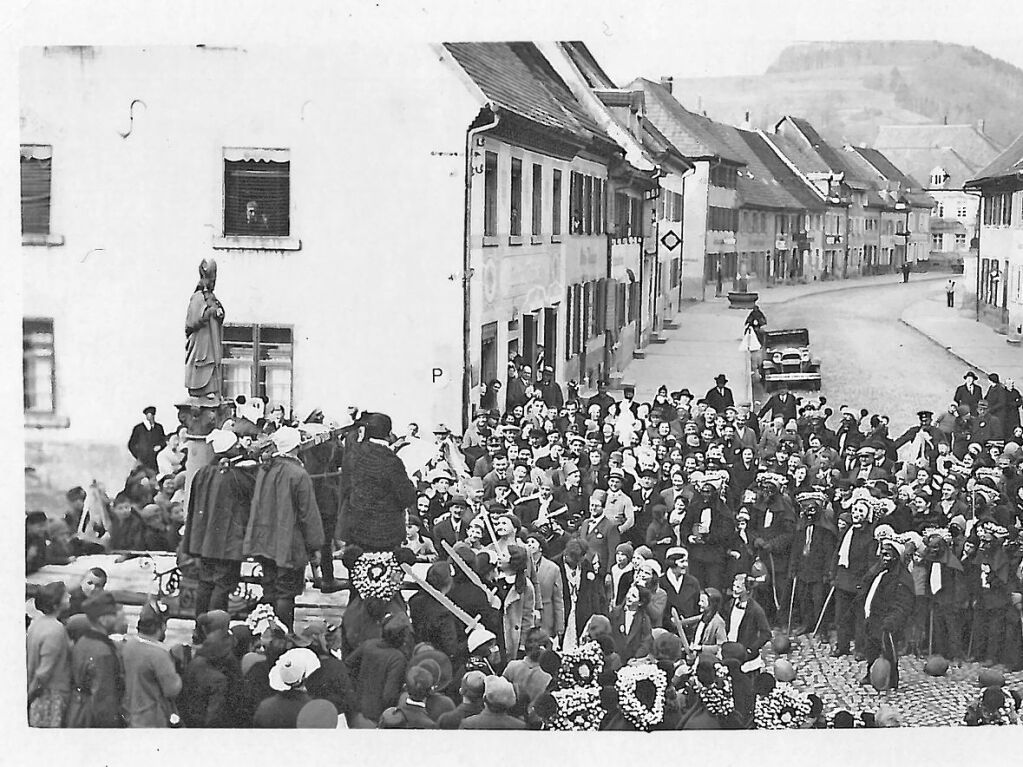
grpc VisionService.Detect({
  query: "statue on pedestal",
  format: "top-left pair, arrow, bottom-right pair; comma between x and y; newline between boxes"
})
185,258 -> 225,399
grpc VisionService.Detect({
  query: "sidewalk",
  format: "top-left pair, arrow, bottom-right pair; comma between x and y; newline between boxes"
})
741,271 -> 948,307
625,301 -> 754,408
900,286 -> 1023,383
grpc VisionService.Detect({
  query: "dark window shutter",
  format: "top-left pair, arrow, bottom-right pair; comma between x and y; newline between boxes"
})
21,157 -> 51,235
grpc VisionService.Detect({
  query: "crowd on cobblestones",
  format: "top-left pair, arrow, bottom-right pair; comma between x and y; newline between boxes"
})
25,362 -> 1023,729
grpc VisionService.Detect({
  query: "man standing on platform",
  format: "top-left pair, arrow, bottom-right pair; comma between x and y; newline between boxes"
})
244,426 -> 324,629
184,428 -> 256,618
128,406 -> 167,472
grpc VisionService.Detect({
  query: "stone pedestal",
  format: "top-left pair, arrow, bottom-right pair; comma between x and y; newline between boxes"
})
175,396 -> 233,511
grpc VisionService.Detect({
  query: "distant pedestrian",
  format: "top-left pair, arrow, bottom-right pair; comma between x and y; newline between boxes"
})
946,279 -> 956,308
901,262 -> 911,283
128,406 -> 167,472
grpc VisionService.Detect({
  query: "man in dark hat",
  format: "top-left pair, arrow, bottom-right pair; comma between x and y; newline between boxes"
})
985,373 -> 1009,436
621,384 -> 639,417
892,410 -> 942,466
121,599 -> 181,727
302,409 -> 345,593
757,387 -> 797,425
705,374 -> 735,414
586,380 -> 616,422
338,412 -> 416,555
954,371 -> 983,416
536,366 -> 564,409
128,406 -> 167,472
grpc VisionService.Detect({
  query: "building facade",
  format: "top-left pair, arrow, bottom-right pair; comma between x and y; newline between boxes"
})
966,132 -> 1023,329
21,45 -> 483,490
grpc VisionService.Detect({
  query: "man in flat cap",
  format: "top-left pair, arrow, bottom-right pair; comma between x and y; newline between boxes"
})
892,409 -> 943,466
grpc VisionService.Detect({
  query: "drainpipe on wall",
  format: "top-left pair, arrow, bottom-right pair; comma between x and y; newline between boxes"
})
678,174 -> 686,306
463,109 -> 500,432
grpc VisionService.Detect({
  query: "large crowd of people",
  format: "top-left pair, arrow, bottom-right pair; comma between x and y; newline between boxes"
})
24,363 -> 1023,729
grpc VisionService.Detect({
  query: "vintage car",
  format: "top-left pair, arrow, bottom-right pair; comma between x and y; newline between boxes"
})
758,328 -> 821,390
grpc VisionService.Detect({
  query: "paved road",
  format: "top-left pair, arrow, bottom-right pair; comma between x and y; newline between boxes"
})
758,279 -> 966,434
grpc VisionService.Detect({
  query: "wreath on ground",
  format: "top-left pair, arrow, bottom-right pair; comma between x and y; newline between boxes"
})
754,680 -> 813,729
544,687 -> 603,731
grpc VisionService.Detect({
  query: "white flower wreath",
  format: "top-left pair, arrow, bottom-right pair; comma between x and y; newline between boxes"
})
350,551 -> 402,601
755,682 -> 813,729
545,687 -> 603,731
245,603 -> 288,636
615,664 -> 667,731
555,641 -> 604,690
691,663 -> 734,718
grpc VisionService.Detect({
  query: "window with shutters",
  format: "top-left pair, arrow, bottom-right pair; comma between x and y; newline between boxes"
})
572,285 -> 583,353
222,324 -> 294,414
582,282 -> 592,341
631,198 -> 643,237
552,169 -> 563,237
510,157 -> 522,238
21,145 -> 63,246
23,318 -> 56,415
217,148 -> 299,250
570,172 -> 583,234
531,164 -> 543,238
484,151 -> 498,239
594,179 -> 604,235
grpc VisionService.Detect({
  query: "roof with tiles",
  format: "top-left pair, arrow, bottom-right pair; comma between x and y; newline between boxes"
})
877,146 -> 979,189
705,121 -> 805,210
627,78 -> 745,164
444,42 -> 609,144
968,130 -> 1023,186
874,124 -> 1003,170
781,117 -> 874,191
741,131 -> 825,210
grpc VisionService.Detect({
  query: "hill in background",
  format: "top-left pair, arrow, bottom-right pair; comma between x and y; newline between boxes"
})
669,41 -> 1023,149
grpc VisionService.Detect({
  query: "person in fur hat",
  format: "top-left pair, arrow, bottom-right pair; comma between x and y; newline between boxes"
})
831,498 -> 877,658
339,412 -> 417,552
918,527 -> 966,661
748,472 -> 797,624
680,471 -> 735,593
789,490 -> 838,635
858,533 -> 915,690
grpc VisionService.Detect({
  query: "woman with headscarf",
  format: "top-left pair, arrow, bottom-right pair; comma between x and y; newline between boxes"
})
184,258 -> 225,398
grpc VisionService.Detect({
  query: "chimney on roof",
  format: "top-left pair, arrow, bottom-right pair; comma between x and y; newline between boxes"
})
977,118 -> 986,134
943,115 -> 948,125
660,76 -> 673,94
741,110 -> 752,130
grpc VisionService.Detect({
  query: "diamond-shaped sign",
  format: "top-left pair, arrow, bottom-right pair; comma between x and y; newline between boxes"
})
660,230 -> 681,251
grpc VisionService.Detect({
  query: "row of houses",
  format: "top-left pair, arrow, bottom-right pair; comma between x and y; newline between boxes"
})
20,42 -> 943,490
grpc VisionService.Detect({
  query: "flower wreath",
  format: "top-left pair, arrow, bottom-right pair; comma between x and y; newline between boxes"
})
691,663 -> 734,718
969,691 -> 1022,726
755,682 -> 813,729
615,664 -> 668,731
350,551 -> 402,602
555,641 -> 604,690
246,603 -> 288,636
544,687 -> 603,731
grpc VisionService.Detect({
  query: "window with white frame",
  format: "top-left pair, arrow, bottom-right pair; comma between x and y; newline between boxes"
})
221,324 -> 294,414
23,318 -> 56,414
957,205 -> 968,219
931,233 -> 943,251
223,148 -> 290,237
955,233 -> 967,249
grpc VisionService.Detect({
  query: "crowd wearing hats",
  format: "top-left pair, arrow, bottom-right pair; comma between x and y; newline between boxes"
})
26,365 -> 1023,728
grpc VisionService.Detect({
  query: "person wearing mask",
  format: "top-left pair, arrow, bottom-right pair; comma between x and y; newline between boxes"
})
27,581 -> 72,727
831,498 -> 877,659
858,538 -> 915,690
244,426 -> 325,630
120,599 -> 182,727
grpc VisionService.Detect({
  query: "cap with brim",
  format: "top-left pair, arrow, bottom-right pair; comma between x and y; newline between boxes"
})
591,489 -> 608,505
917,410 -> 933,419
608,468 -> 624,479
665,547 -> 688,561
467,625 -> 497,652
965,372 -> 977,380
447,494 -> 468,509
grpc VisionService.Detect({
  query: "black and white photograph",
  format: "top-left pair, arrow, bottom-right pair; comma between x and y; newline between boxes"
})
7,0 -> 1023,761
